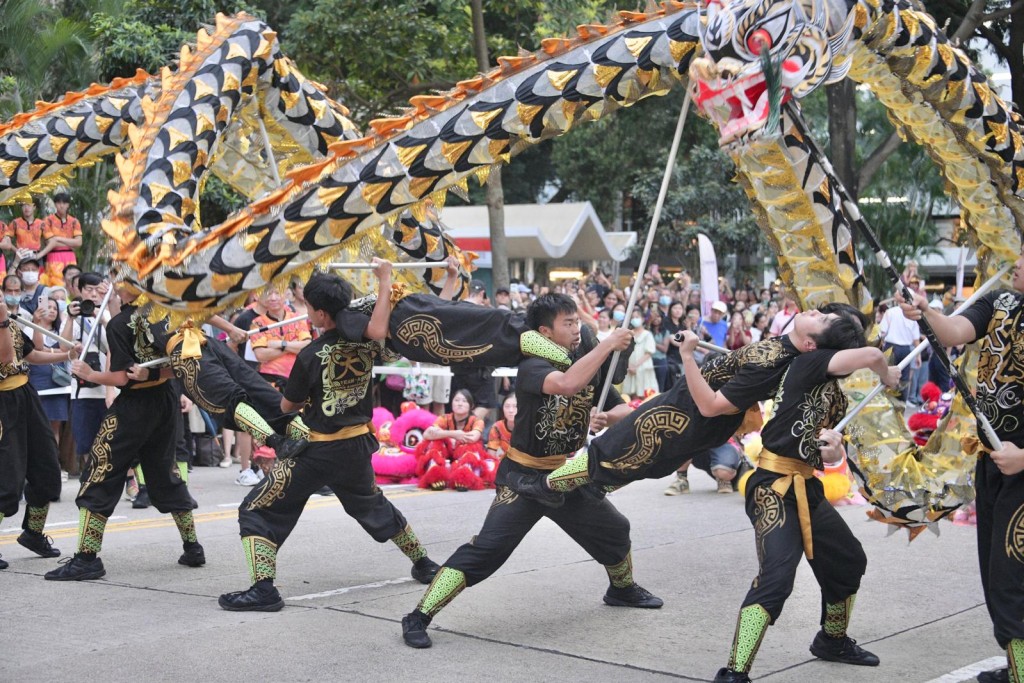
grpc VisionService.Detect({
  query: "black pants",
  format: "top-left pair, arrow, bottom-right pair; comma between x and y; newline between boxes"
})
443,460 -> 632,586
976,453 -> 1024,648
0,383 -> 61,519
741,470 -> 866,623
76,383 -> 194,516
172,337 -> 288,431
238,434 -> 407,546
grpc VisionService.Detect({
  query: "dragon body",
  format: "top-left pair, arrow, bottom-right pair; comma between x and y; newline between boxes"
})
2,1 -> 1021,526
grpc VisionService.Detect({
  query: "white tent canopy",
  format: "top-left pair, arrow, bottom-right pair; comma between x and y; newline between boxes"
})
440,202 -> 636,262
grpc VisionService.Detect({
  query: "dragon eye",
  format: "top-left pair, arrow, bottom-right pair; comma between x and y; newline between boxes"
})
746,29 -> 773,55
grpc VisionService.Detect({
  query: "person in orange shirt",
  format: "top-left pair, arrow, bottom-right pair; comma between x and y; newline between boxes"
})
0,219 -> 9,280
9,201 -> 44,260
249,287 -> 311,391
39,193 -> 82,287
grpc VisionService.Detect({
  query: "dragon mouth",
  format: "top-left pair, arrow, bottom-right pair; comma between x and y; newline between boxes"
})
693,70 -> 791,148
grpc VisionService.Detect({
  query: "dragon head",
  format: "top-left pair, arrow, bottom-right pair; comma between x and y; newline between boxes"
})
689,0 -> 853,148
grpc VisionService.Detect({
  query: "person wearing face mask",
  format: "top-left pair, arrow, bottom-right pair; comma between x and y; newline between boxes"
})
621,313 -> 658,397
16,258 -> 45,315
610,303 -> 626,326
3,275 -> 30,319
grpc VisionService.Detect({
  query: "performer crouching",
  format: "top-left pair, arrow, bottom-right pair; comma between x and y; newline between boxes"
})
219,260 -> 441,611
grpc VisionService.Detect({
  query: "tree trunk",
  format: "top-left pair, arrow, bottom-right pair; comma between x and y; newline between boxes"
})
1011,7 -> 1024,111
826,80 -> 859,199
470,0 -> 509,292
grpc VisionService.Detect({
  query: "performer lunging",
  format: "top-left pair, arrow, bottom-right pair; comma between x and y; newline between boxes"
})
512,305 -> 869,505
705,330 -> 901,682
901,255 -> 1024,683
401,293 -> 661,650
219,261 -> 441,611
45,285 -> 204,580
0,300 -> 77,568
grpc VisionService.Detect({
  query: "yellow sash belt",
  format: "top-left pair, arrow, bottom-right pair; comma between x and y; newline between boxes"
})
758,450 -> 816,560
307,422 -> 371,442
166,320 -> 206,360
0,375 -> 28,391
506,446 -> 567,470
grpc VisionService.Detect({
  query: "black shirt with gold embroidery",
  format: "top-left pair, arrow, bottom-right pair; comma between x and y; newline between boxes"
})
284,311 -> 378,434
759,349 -> 847,470
0,322 -> 33,381
107,304 -> 172,389
511,354 -> 623,460
961,290 -> 1024,449
590,336 -> 801,479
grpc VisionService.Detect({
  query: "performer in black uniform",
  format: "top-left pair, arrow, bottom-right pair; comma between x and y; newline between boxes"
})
901,257 -> 1024,683
511,305 -> 869,505
45,286 -> 204,581
219,261 -> 441,611
708,334 -> 900,682
401,293 -> 661,650
0,300 -> 77,569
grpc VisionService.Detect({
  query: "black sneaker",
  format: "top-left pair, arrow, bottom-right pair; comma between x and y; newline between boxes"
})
178,542 -> 206,567
577,482 -> 607,503
401,610 -> 432,648
17,530 -> 61,558
506,470 -> 564,508
603,583 -> 664,608
713,668 -> 752,683
410,557 -> 440,584
315,485 -> 333,496
44,553 -> 106,581
0,554 -> 7,570
976,668 -> 1010,683
266,433 -> 308,460
133,486 -> 151,509
809,630 -> 879,666
218,581 -> 284,611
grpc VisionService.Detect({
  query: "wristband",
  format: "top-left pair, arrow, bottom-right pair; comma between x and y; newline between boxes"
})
0,319 -> 10,329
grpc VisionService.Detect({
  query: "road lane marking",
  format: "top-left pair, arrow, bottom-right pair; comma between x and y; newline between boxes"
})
924,656 -> 1007,683
288,577 -> 414,601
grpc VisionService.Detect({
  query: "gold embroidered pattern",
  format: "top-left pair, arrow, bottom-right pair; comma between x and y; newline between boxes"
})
245,457 -> 295,510
1006,503 -> 1024,564
752,485 -> 785,567
394,314 -> 493,363
0,320 -> 29,380
79,413 -> 118,498
602,406 -> 690,471
791,379 -> 847,468
127,310 -> 164,365
316,339 -> 375,416
490,486 -> 519,507
242,535 -> 277,582
977,293 -> 1024,436
170,351 -> 223,414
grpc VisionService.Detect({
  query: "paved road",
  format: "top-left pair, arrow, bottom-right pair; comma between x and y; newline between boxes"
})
1,466 -> 1002,682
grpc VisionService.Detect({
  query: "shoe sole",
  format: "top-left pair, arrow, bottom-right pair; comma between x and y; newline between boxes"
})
218,597 -> 284,612
602,596 -> 664,609
45,568 -> 106,581
179,558 -> 206,567
17,538 -> 60,558
809,646 -> 880,666
403,635 -> 432,649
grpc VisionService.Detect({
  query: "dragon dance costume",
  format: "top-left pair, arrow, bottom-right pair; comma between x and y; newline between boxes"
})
716,349 -> 877,682
45,303 -> 203,581
521,335 -> 801,500
0,320 -> 63,569
401,318 -> 660,650
959,292 -> 1024,683
220,292 -> 441,612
